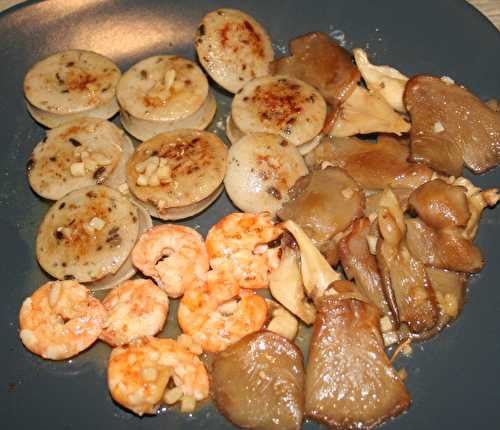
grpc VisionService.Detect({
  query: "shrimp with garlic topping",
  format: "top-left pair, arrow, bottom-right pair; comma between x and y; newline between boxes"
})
206,212 -> 283,289
19,281 -> 107,360
107,336 -> 209,416
132,224 -> 209,298
178,270 -> 268,352
100,279 -> 169,347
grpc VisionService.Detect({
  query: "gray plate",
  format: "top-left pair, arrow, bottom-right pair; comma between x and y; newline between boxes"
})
1,0 -> 499,429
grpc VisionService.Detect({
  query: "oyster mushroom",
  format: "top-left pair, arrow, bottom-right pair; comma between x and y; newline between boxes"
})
282,220 -> 342,302
376,189 -> 439,333
305,295 -> 411,429
404,75 -> 500,175
278,166 -> 365,245
265,299 -> 299,341
269,242 -> 316,325
329,86 -> 411,137
353,48 -> 409,112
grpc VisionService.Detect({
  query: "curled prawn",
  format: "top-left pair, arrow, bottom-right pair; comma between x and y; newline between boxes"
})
178,270 -> 268,352
107,336 -> 209,416
19,280 -> 107,360
132,224 -> 209,298
100,279 -> 169,347
205,212 -> 283,289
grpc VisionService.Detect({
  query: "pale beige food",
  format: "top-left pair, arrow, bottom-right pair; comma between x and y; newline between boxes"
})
132,224 -> 209,298
27,117 -> 130,200
195,8 -> 274,93
224,133 -> 308,215
127,129 -> 227,220
36,185 -> 139,283
100,279 -> 169,347
231,75 -> 327,147
19,281 -> 107,360
117,55 -> 216,141
24,49 -> 121,128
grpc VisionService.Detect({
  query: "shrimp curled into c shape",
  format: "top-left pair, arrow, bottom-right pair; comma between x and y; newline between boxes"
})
107,336 -> 209,416
132,224 -> 209,298
178,271 -> 268,353
19,280 -> 107,360
100,279 -> 169,347
205,212 -> 283,289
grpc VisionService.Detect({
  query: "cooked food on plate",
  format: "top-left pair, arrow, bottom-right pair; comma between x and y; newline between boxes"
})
126,129 -> 227,220
24,49 -> 121,128
117,55 -> 216,141
195,8 -> 274,93
224,132 -> 308,215
27,117 -> 133,200
17,5 -> 500,430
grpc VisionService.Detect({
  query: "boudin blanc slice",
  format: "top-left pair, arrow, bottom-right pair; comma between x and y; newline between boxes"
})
88,202 -> 152,291
231,75 -> 327,147
116,55 -> 216,141
36,185 -> 139,283
195,8 -> 274,94
224,132 -> 308,215
127,129 -> 227,220
27,117 -> 129,200
24,49 -> 121,128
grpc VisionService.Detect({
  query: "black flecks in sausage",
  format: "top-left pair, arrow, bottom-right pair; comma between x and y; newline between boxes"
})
61,262 -> 67,267
86,191 -> 97,198
49,156 -> 57,162
69,138 -> 81,147
198,24 -> 206,37
55,72 -> 65,85
280,140 -> 288,147
93,166 -> 106,184
61,89 -> 69,93
66,61 -> 74,67
54,230 -> 64,240
59,202 -> 66,209
63,274 -> 75,280
140,70 -> 148,80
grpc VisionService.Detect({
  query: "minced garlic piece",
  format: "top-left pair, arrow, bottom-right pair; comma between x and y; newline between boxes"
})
70,162 -> 85,177
433,121 -> 445,133
88,217 -> 106,230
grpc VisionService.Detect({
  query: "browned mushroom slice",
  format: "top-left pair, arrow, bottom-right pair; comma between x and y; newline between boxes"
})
409,179 -> 471,229
329,86 -> 411,137
405,218 -> 484,273
376,207 -> 439,333
339,217 -> 391,316
304,134 -> 433,190
271,32 -> 360,109
409,268 -> 467,341
305,296 -> 410,428
212,331 -> 305,430
404,75 -> 500,175
278,167 -> 364,244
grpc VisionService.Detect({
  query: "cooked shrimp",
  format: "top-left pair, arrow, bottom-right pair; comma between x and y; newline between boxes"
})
19,280 -> 107,360
178,270 -> 268,352
100,279 -> 169,347
107,336 -> 209,416
205,212 -> 283,289
132,224 -> 209,298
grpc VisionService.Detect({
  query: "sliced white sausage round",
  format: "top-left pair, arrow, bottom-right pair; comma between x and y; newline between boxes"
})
24,50 -> 121,128
231,75 -> 327,147
224,133 -> 308,215
36,185 -> 140,284
127,129 -> 227,220
195,8 -> 274,93
27,117 -> 132,200
87,202 -> 152,291
116,55 -> 216,141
